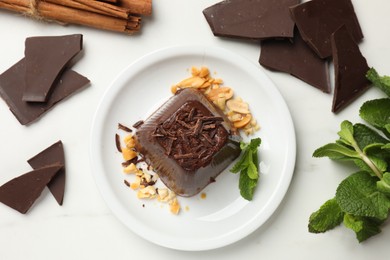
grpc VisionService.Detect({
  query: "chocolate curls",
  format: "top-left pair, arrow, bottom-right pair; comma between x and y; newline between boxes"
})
0,34 -> 90,125
203,0 -> 371,113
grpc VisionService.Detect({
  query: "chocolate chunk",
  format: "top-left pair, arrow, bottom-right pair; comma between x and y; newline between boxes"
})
290,0 -> 363,59
331,25 -> 370,113
135,88 -> 241,197
23,34 -> 83,102
0,165 -> 63,214
260,29 -> 331,93
203,0 -> 299,39
27,141 -> 66,205
0,58 -> 90,125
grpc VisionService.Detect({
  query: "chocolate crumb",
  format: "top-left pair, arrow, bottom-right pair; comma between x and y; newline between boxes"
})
132,120 -> 144,129
118,123 -> 132,132
115,133 -> 122,153
124,179 -> 130,187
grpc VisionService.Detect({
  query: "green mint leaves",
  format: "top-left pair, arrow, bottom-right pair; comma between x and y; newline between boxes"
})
309,68 -> 390,242
230,138 -> 261,201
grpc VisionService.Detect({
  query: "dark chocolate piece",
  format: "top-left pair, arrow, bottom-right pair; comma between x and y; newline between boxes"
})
135,88 -> 241,197
27,141 -> 66,205
0,58 -> 90,125
290,0 -> 363,59
331,25 -> 370,113
0,165 -> 63,214
23,34 -> 83,102
259,29 -> 331,93
203,0 -> 299,39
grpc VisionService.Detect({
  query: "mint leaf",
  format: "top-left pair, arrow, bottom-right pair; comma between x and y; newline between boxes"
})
377,172 -> 390,196
308,198 -> 344,233
336,171 -> 390,220
343,214 -> 382,243
382,143 -> 390,150
338,120 -> 355,145
366,67 -> 390,97
363,143 -> 386,155
353,157 -> 388,177
360,98 -> 390,138
313,143 -> 359,160
247,160 -> 258,180
230,150 -> 249,173
247,138 -> 261,151
239,168 -> 258,201
367,155 -> 388,173
353,123 -> 389,150
386,124 -> 390,135
232,138 -> 261,200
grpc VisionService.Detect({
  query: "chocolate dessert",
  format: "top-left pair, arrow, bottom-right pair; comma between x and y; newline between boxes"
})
135,88 -> 241,197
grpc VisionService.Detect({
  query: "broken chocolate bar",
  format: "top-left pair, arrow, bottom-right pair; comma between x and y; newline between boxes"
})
331,25 -> 370,113
0,58 -> 90,125
23,34 -> 83,102
135,88 -> 241,197
290,0 -> 363,59
203,0 -> 299,39
260,29 -> 330,93
28,141 -> 66,205
0,165 -> 63,214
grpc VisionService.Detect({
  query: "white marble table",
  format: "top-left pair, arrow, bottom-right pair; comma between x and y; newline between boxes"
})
1,0 -> 389,259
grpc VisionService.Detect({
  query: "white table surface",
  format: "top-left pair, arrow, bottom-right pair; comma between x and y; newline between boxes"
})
1,0 -> 389,259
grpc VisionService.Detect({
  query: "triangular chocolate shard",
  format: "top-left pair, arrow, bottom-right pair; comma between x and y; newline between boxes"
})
0,165 -> 63,214
331,25 -> 370,113
290,0 -> 363,59
22,34 -> 83,102
259,29 -> 331,93
0,58 -> 90,125
27,141 -> 65,205
203,0 -> 299,40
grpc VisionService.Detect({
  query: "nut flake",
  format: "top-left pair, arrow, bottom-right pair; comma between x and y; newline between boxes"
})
172,66 -> 260,135
117,123 -> 182,215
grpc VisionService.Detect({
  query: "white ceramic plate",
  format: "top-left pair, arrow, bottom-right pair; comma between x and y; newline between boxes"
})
90,45 -> 296,251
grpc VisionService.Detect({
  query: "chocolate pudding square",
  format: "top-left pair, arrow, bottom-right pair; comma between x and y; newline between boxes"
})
135,88 -> 241,197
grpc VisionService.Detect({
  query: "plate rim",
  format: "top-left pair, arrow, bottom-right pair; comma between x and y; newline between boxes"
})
89,45 -> 296,251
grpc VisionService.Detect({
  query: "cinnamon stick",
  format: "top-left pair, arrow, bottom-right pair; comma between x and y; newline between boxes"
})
39,1 -> 140,33
0,0 -> 143,34
120,0 -> 151,16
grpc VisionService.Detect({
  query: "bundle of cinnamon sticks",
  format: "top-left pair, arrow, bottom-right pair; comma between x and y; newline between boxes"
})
0,0 -> 152,34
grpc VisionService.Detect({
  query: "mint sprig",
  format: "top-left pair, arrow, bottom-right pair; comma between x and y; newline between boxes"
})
230,138 -> 261,201
309,68 -> 390,242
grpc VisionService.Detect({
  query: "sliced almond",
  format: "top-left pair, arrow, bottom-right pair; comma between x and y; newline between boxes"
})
176,76 -> 206,89
207,87 -> 233,101
226,99 -> 250,114
234,114 -> 252,128
199,66 -> 210,78
191,66 -> 200,76
199,81 -> 211,89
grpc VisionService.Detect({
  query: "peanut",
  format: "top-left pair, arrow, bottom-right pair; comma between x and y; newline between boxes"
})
207,87 -> 233,101
226,99 -> 250,114
234,114 -> 252,128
